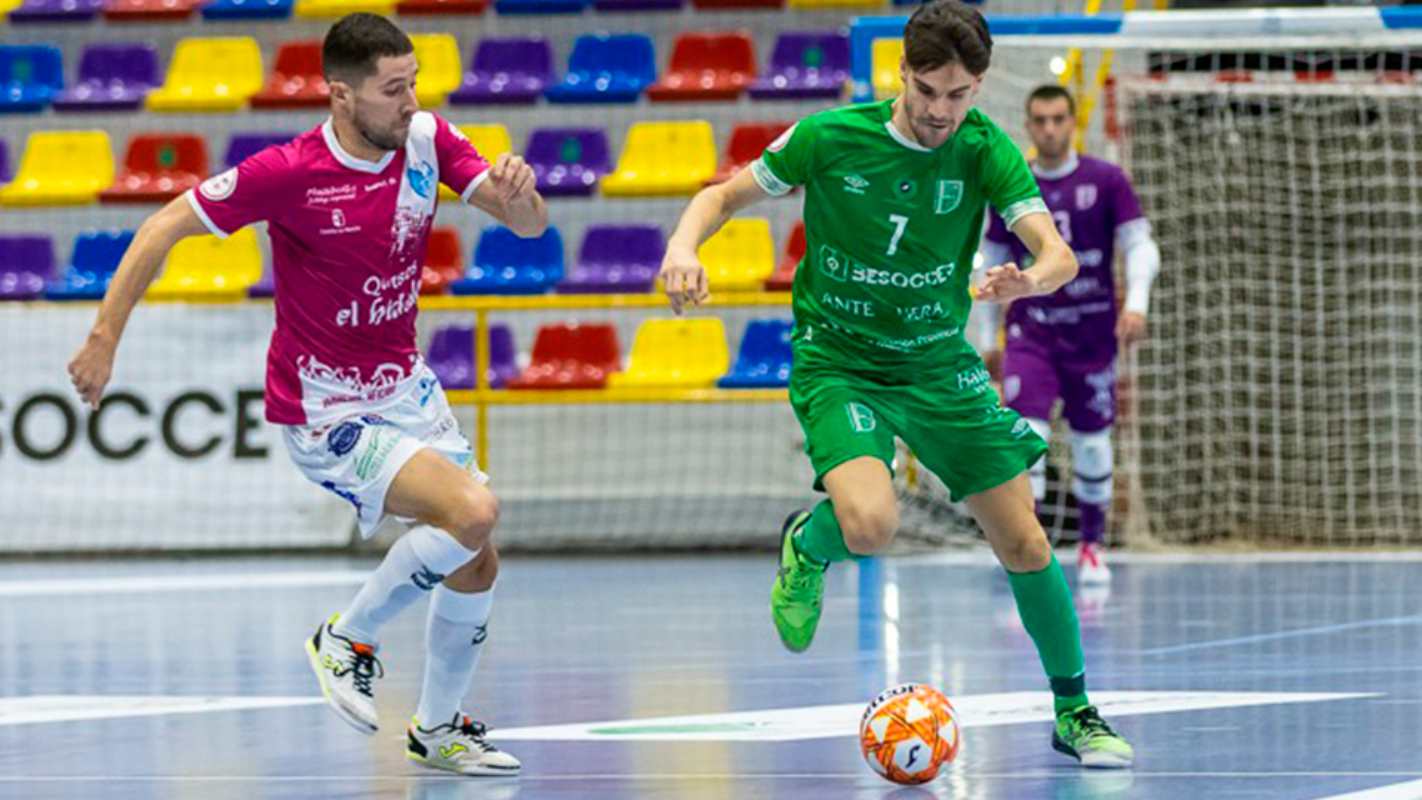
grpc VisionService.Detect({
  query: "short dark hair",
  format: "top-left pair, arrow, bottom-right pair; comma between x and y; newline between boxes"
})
322,13 -> 413,87
1026,84 -> 1076,115
903,0 -> 993,76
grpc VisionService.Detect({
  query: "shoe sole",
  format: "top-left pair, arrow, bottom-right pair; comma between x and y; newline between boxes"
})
407,750 -> 522,776
304,634 -> 378,736
1052,735 -> 1133,769
772,510 -> 815,654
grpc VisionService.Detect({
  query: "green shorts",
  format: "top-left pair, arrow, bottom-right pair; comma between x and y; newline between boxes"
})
788,354 -> 1047,502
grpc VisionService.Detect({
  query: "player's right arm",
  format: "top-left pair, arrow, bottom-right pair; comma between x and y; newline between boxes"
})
661,167 -> 774,313
68,197 -> 210,409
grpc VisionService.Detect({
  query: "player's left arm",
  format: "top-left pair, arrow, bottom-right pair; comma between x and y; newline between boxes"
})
1112,169 -> 1160,345
977,212 -> 1078,303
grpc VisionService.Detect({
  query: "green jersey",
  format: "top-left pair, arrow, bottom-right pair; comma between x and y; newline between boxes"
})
751,100 -> 1046,368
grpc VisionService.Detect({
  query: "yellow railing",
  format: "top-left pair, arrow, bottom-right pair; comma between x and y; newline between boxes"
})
1059,0 -> 1169,152
418,291 -> 793,466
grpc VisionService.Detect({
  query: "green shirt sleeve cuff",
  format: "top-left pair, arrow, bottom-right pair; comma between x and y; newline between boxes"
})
750,158 -> 794,197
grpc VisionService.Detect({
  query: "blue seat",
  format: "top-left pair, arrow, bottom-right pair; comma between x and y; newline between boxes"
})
202,0 -> 293,18
718,318 -> 793,388
451,226 -> 564,295
0,46 -> 64,114
493,0 -> 586,12
46,230 -> 133,300
544,34 -> 655,104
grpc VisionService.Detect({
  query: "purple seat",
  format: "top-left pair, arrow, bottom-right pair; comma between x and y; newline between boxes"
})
9,0 -> 105,22
525,128 -> 610,197
593,0 -> 680,9
557,224 -> 662,294
52,44 -> 159,112
427,324 -> 517,389
248,267 -> 274,298
225,133 -> 297,168
0,141 -> 9,184
748,32 -> 850,100
448,39 -> 552,106
0,236 -> 55,301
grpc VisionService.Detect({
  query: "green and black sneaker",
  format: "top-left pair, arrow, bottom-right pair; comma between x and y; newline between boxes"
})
1052,705 -> 1135,768
770,509 -> 826,653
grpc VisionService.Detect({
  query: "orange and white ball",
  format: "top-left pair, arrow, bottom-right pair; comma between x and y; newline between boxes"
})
858,683 -> 960,785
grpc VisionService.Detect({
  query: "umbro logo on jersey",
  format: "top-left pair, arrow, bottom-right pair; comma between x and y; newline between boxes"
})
843,174 -> 870,194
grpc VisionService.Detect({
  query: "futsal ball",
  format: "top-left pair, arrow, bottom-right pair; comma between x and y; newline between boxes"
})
858,683 -> 960,785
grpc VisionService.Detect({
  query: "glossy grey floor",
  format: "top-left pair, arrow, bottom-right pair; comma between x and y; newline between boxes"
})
1,551 -> 1420,800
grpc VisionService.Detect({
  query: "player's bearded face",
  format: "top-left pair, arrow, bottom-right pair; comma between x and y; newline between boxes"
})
1026,97 -> 1075,160
900,61 -> 982,149
352,54 -> 419,151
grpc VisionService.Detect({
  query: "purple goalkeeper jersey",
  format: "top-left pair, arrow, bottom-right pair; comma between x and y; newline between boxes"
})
984,153 -> 1144,351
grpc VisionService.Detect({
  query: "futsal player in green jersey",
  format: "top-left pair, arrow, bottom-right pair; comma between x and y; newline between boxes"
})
658,0 -> 1133,768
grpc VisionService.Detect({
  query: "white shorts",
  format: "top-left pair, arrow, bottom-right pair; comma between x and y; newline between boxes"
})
283,364 -> 488,538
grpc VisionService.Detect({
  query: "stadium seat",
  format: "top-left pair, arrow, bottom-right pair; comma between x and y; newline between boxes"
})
52,44 -> 158,112
419,227 -> 463,294
104,0 -> 200,21
410,34 -> 460,107
0,0 -> 19,11
765,220 -> 803,290
426,324 -> 517,389
225,132 -> 297,168
544,34 -> 655,104
0,131 -> 115,207
0,235 -> 55,301
438,123 -> 510,200
8,0 -> 103,22
46,230 -> 133,300
647,32 -> 754,102
608,317 -> 729,388
147,228 -> 262,301
396,0 -> 484,13
449,38 -> 552,106
557,224 -> 662,294
147,38 -> 263,112
295,0 -> 394,15
507,323 -> 622,389
248,266 -> 274,298
0,46 -> 64,113
493,0 -> 585,12
101,133 -> 207,204
201,0 -> 292,19
749,32 -> 850,100
593,0 -> 679,9
718,318 -> 793,388
250,41 -> 327,109
450,226 -> 564,295
708,121 -> 789,185
0,141 -> 9,184
788,0 -> 883,7
872,38 -> 904,100
696,217 -> 775,291
525,127 -> 610,197
601,120 -> 715,197
690,0 -> 778,9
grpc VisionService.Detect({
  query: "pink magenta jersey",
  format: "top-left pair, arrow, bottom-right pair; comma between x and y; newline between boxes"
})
186,113 -> 490,425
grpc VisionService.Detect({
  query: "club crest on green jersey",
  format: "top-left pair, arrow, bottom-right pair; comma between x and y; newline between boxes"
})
935,180 -> 964,214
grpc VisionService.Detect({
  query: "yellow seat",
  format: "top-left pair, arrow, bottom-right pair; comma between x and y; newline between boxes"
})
0,131 -> 114,207
0,0 -> 22,12
411,34 -> 460,108
148,229 -> 263,301
607,318 -> 729,388
698,218 -> 775,291
872,38 -> 904,101
294,0 -> 395,16
601,121 -> 716,197
439,124 -> 512,200
147,38 -> 263,112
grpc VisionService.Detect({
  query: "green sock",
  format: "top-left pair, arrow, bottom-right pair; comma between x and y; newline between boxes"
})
1006,554 -> 1089,715
792,500 -> 859,565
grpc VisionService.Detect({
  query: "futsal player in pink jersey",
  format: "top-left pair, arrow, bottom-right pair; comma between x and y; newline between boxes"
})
67,14 -> 545,776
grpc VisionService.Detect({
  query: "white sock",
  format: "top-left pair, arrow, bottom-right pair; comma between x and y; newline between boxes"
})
415,584 -> 494,728
334,526 -> 478,644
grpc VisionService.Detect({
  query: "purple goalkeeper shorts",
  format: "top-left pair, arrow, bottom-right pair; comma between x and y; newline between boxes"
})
1002,334 -> 1117,434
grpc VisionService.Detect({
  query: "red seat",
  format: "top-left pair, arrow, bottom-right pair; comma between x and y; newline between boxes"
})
507,323 -> 622,390
647,32 -> 755,102
100,133 -> 207,204
420,228 -> 464,295
396,0 -> 487,13
765,221 -> 803,291
691,0 -> 780,8
104,0 -> 200,20
708,121 -> 789,186
250,42 -> 329,109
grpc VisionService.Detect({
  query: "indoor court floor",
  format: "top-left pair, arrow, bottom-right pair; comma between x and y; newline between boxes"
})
1,550 -> 1420,799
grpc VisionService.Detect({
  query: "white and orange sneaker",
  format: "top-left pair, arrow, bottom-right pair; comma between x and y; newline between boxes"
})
304,613 -> 383,735
407,713 -> 521,776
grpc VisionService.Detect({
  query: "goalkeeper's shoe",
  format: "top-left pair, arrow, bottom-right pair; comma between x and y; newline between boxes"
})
1052,705 -> 1134,768
304,613 -> 382,735
407,713 -> 521,776
771,509 -> 826,653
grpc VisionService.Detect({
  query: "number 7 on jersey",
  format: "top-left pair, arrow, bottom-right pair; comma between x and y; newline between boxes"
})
885,214 -> 909,256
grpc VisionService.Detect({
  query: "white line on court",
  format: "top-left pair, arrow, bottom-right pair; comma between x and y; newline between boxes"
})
1312,778 -> 1422,799
1,771 -> 1421,782
0,570 -> 369,597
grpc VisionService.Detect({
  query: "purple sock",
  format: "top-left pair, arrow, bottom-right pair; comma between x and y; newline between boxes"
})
1078,502 -> 1106,545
